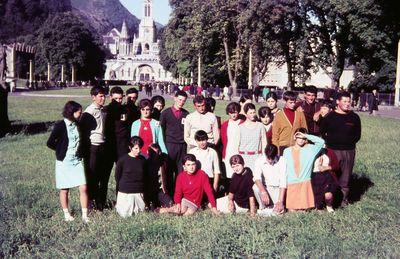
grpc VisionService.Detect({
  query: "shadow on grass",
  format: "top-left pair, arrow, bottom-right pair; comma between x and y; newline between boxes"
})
7,120 -> 56,135
348,173 -> 374,203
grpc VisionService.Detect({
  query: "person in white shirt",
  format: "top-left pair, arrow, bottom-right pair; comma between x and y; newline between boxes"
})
253,144 -> 287,214
184,95 -> 220,151
189,130 -> 221,193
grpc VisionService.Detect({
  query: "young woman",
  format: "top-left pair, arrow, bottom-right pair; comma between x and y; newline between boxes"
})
235,103 -> 267,172
47,101 -> 89,223
258,106 -> 273,144
265,92 -> 280,116
151,95 -> 165,121
283,128 -> 325,211
131,99 -> 168,156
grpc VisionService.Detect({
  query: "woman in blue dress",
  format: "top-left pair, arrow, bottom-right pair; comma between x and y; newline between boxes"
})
47,101 -> 89,223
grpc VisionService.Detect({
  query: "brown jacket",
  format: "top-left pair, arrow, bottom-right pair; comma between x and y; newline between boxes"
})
272,109 -> 308,148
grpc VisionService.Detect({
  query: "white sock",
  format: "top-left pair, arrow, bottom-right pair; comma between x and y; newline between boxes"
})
82,208 -> 88,218
63,208 -> 74,220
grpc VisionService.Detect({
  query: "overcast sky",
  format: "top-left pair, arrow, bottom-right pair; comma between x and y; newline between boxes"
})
120,0 -> 172,25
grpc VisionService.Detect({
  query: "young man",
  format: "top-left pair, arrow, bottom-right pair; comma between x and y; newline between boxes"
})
104,86 -> 130,161
125,87 -> 140,132
319,92 -> 361,206
159,90 -> 189,195
253,144 -> 287,214
184,95 -> 220,151
80,86 -> 110,211
159,154 -> 219,216
298,86 -> 322,136
272,91 -> 308,155
188,130 -> 221,193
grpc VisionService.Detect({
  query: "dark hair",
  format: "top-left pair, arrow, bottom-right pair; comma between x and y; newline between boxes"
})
206,97 -> 216,112
226,102 -> 241,114
90,86 -> 105,96
336,91 -> 351,101
182,154 -> 196,164
193,94 -> 205,104
229,154 -> 245,166
148,143 -> 162,158
129,136 -> 144,149
264,144 -> 278,160
258,106 -> 273,120
266,92 -> 278,102
321,99 -> 333,109
283,91 -> 297,101
175,90 -> 188,98
194,130 -> 208,141
62,101 -> 82,121
304,85 -> 317,95
239,94 -> 252,104
151,95 -> 165,107
243,103 -> 256,113
139,99 -> 152,109
126,87 -> 138,95
110,86 -> 123,96
294,127 -> 308,134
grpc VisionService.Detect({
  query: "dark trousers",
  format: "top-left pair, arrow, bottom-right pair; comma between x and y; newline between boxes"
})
165,142 -> 187,196
332,149 -> 356,200
85,144 -> 113,208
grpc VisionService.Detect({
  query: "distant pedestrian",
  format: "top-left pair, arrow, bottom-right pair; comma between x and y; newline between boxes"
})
368,89 -> 379,116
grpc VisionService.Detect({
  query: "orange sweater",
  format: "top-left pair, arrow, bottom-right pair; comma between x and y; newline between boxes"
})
272,109 -> 308,148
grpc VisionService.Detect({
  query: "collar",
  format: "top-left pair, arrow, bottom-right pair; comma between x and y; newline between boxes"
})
63,118 -> 74,126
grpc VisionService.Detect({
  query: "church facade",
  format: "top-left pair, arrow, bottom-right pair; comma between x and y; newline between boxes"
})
103,0 -> 172,82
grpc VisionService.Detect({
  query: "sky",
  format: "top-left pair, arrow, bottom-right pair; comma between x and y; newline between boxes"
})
120,0 -> 172,25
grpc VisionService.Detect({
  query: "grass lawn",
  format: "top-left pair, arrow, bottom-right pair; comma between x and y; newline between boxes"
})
1,88 -> 400,257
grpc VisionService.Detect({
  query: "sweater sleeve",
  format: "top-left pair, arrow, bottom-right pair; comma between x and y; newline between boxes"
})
47,122 -> 61,150
271,115 -> 280,146
306,134 -> 325,157
115,157 -> 123,193
173,174 -> 183,204
155,121 -> 168,154
212,115 -> 220,145
202,173 -> 216,208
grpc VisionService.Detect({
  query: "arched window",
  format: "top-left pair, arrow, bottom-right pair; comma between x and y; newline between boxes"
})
121,69 -> 124,77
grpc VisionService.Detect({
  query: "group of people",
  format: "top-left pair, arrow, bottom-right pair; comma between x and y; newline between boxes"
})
47,85 -> 361,222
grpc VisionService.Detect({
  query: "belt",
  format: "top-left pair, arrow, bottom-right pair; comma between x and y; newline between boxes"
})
239,151 -> 262,155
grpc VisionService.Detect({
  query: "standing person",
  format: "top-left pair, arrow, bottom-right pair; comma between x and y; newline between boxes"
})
47,101 -> 89,223
253,144 -> 287,214
272,91 -> 308,155
368,89 -> 379,116
235,103 -> 267,172
220,102 -> 243,182
262,87 -> 270,102
160,90 -> 189,195
130,99 -> 167,156
104,86 -> 130,161
228,85 -> 233,101
358,89 -> 367,111
150,95 -> 165,121
320,91 -> 361,206
80,86 -> 110,211
126,87 -> 140,132
115,136 -> 146,217
159,154 -> 219,216
283,128 -> 325,211
265,92 -> 280,116
299,86 -> 322,136
215,85 -> 221,99
216,155 -> 256,216
222,85 -> 229,101
258,106 -> 273,144
188,130 -> 221,194
184,95 -> 220,151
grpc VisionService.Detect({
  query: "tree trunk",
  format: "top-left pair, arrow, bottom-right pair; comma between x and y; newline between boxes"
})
284,46 -> 294,90
0,84 -> 10,137
223,37 -> 237,91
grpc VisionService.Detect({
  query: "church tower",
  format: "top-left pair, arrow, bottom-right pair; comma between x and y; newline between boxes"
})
119,20 -> 131,56
138,0 -> 156,44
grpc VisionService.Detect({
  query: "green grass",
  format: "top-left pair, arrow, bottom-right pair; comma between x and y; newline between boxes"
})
1,89 -> 400,257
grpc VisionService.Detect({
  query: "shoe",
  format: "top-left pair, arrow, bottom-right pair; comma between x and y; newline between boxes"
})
64,215 -> 75,222
82,217 -> 90,223
326,206 -> 334,213
341,199 -> 349,207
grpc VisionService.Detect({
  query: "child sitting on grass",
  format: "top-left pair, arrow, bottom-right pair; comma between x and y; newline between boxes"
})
115,136 -> 146,217
159,154 -> 219,216
216,155 -> 256,216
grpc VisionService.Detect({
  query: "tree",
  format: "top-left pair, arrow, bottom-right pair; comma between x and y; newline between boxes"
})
32,12 -> 106,81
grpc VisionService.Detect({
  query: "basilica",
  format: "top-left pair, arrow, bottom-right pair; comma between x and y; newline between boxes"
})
103,0 -> 172,82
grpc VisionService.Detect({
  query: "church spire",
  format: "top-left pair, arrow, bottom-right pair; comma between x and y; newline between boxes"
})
120,20 -> 129,39
143,0 -> 152,18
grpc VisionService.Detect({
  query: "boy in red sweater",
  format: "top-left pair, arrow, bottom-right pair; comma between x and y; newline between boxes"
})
159,154 -> 220,216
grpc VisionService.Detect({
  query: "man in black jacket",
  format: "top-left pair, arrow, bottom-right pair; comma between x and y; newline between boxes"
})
320,91 -> 361,206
